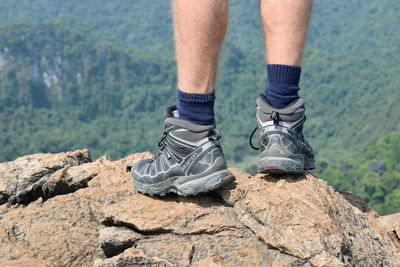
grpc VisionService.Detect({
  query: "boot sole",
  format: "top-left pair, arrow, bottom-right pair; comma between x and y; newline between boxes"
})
133,169 -> 235,196
257,157 -> 304,174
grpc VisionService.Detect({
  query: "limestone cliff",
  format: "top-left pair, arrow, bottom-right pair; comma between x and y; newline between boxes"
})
0,150 -> 399,266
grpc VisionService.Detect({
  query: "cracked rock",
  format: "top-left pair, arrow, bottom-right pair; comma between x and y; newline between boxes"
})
94,230 -> 302,267
0,149 -> 91,205
222,169 -> 400,266
379,212 -> 400,249
0,150 -> 399,266
98,226 -> 142,258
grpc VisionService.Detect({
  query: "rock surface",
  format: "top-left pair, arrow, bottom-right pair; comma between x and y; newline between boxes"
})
0,149 -> 92,205
379,212 -> 400,249
0,150 -> 399,266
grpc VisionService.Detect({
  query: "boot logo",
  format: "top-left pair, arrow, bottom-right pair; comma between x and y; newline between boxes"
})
183,152 -> 198,170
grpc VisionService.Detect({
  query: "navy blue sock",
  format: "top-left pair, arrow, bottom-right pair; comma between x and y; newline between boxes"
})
265,64 -> 301,108
177,89 -> 215,125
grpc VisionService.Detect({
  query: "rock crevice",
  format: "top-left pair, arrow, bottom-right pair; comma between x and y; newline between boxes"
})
0,149 -> 93,206
102,217 -> 174,236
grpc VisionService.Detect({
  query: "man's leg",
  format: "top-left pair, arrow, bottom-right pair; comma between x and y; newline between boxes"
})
131,0 -> 235,196
174,0 -> 228,125
261,0 -> 312,67
261,0 -> 312,108
174,0 -> 228,94
254,0 -> 315,174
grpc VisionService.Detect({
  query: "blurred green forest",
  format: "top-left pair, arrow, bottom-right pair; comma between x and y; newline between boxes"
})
315,132 -> 400,215
0,1 -> 399,214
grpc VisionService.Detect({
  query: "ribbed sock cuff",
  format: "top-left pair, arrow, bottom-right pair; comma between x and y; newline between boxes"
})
267,64 -> 301,86
265,64 -> 301,108
177,89 -> 215,125
177,90 -> 215,104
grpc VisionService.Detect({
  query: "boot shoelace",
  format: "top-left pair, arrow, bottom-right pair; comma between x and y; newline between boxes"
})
249,111 -> 280,151
151,128 -> 222,162
249,127 -> 259,150
149,130 -> 168,163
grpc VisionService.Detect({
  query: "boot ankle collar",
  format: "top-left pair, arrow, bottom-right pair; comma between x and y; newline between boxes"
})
257,94 -> 304,114
165,117 -> 215,133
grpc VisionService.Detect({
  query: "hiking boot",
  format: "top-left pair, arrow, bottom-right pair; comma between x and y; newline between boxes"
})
132,105 -> 235,196
250,95 -> 315,174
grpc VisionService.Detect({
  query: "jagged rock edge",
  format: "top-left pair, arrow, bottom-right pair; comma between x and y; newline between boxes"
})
2,167 -> 63,205
42,169 -> 98,201
7,165 -> 98,207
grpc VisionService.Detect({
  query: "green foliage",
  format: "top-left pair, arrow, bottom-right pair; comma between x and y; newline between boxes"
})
315,132 -> 400,215
0,23 -> 177,161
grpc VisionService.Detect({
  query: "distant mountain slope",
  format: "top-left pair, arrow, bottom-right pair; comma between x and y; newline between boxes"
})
1,23 -> 399,164
0,0 -> 173,55
310,0 -> 400,65
0,23 -> 177,161
1,1 -> 399,150
301,49 -> 400,158
1,0 -> 399,60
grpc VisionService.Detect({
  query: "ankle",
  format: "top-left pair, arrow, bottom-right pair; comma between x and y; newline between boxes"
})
264,64 -> 301,109
177,89 -> 215,125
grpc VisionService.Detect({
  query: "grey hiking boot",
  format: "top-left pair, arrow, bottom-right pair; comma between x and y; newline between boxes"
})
250,95 -> 315,174
132,105 -> 235,196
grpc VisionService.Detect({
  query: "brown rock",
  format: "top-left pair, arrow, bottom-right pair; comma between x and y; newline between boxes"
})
379,212 -> 400,248
219,168 -> 400,266
0,150 -> 399,266
94,227 -> 303,267
0,258 -> 55,267
0,190 -> 104,266
98,226 -> 142,258
379,212 -> 400,232
337,190 -> 378,217
0,149 -> 91,205
397,224 -> 400,239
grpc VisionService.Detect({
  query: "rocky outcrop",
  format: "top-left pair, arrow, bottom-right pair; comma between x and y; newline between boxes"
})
0,150 -> 399,266
379,213 -> 400,250
0,149 -> 92,205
